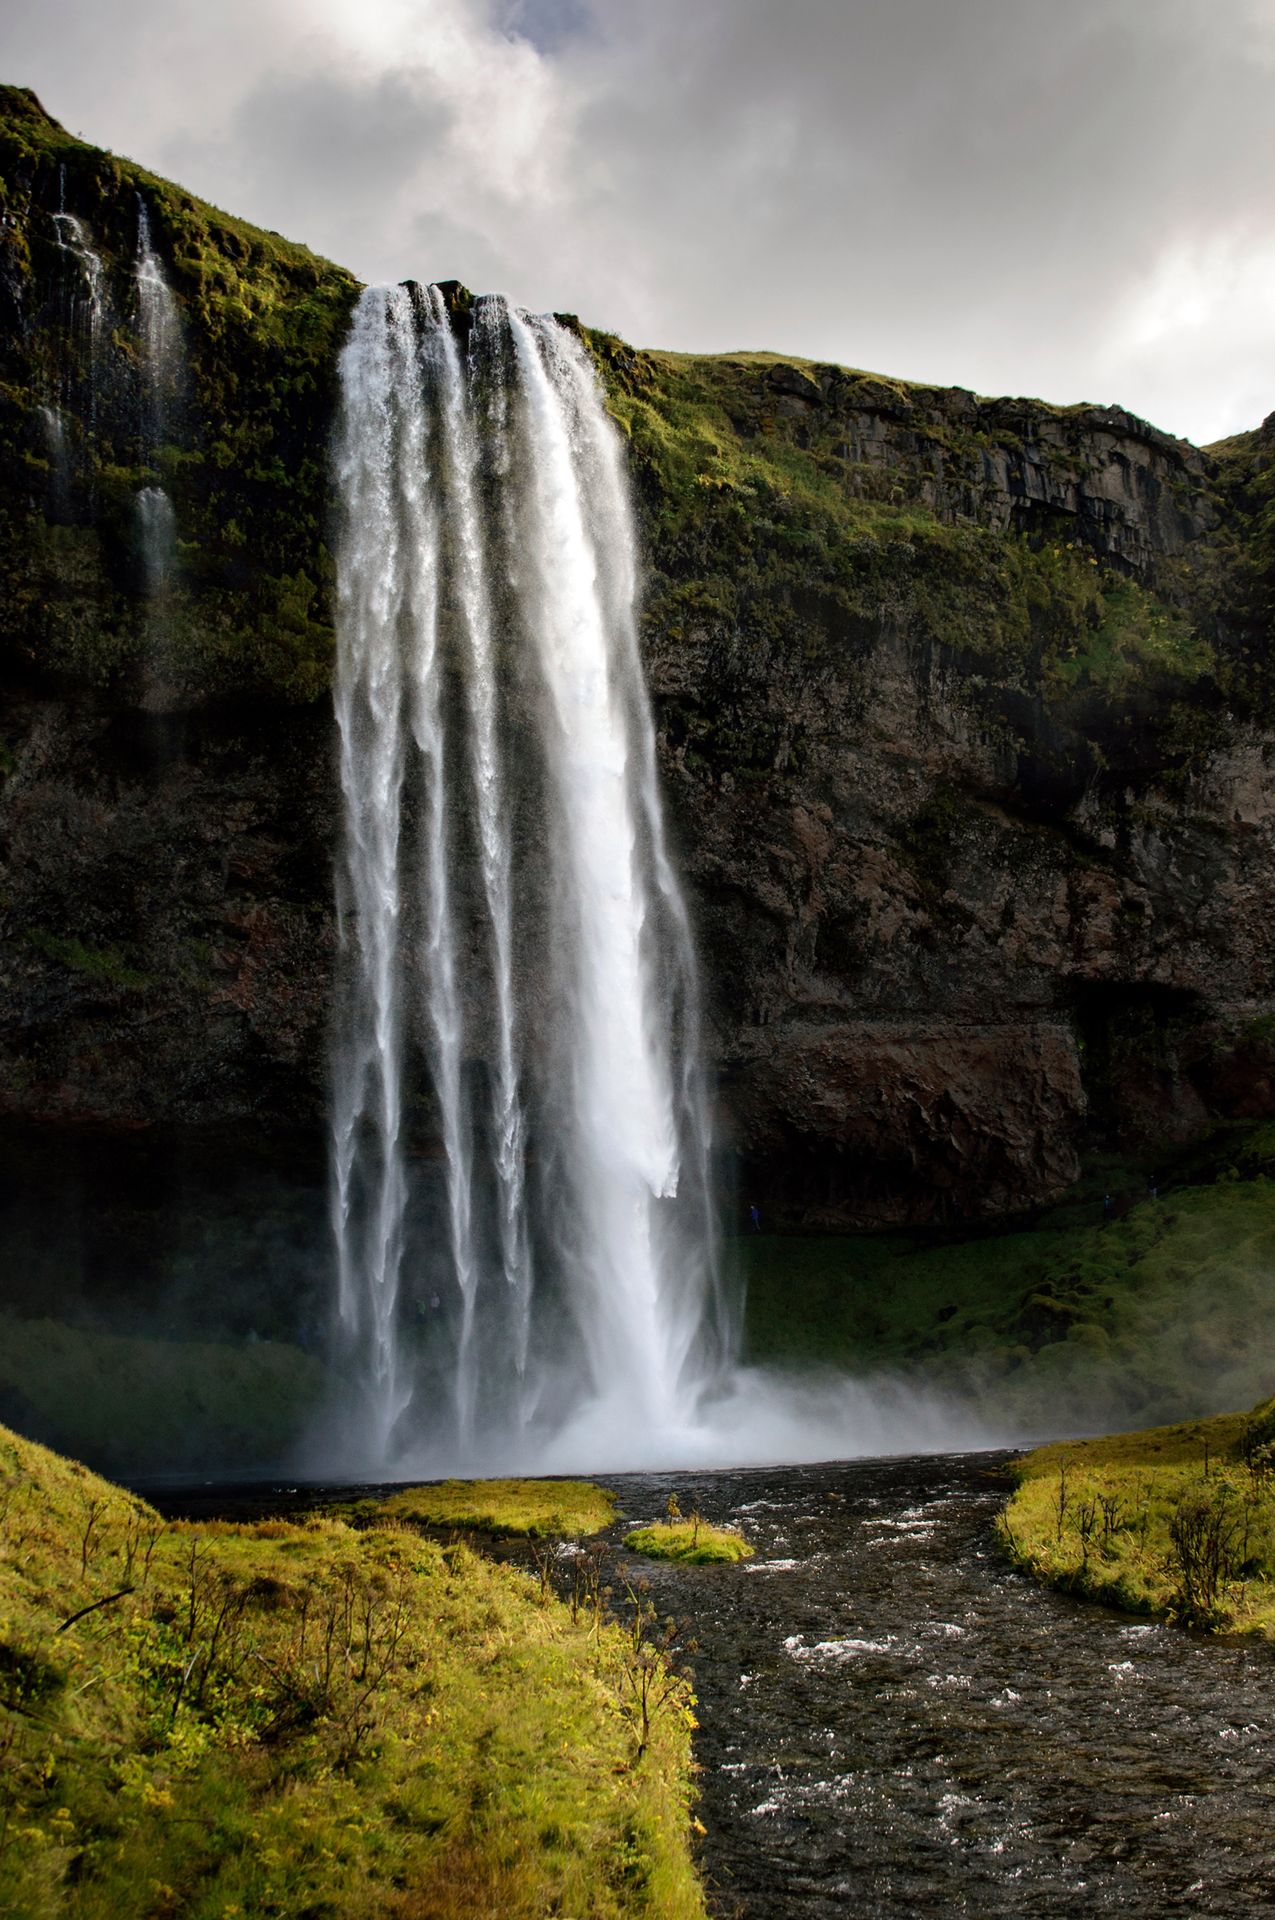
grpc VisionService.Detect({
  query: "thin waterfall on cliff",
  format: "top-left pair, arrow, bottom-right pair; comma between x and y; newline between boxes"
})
134,196 -> 182,594
51,165 -> 106,440
329,283 -> 730,1470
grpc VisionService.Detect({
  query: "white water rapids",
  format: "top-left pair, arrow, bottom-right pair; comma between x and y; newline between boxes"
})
328,284 -> 734,1473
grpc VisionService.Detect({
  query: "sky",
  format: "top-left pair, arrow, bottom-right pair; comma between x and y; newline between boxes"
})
2,0 -> 1272,445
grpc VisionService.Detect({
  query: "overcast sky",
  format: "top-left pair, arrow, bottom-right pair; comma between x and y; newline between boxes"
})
3,0 -> 1272,444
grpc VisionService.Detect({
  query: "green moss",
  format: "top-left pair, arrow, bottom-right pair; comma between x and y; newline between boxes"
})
625,1520 -> 753,1565
363,1479 -> 616,1538
0,1421 -> 705,1918
22,927 -> 151,990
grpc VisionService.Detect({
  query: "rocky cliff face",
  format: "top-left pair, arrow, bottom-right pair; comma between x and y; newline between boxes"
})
1,89 -> 1273,1230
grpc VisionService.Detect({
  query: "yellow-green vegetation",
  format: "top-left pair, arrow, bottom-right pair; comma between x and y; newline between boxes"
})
361,1478 -> 616,1538
585,332 -> 1226,786
625,1522 -> 753,1567
743,1144 -> 1275,1435
0,1423 -> 705,1918
0,1315 -> 327,1476
625,1496 -> 753,1566
999,1396 -> 1275,1633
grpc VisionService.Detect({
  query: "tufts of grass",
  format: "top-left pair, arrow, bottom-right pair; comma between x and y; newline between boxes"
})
999,1396 -> 1275,1634
0,1422 -> 705,1918
625,1520 -> 753,1566
360,1478 -> 616,1538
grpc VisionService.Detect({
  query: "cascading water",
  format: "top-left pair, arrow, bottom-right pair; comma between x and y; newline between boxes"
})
329,283 -> 729,1472
133,197 -> 181,595
50,166 -> 107,441
135,197 -> 181,448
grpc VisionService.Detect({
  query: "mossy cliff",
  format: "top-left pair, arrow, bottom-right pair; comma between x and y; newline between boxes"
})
1,86 -> 1273,1231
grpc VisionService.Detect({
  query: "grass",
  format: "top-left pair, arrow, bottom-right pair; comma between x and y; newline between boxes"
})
999,1397 -> 1275,1634
0,1315 -> 328,1476
624,1521 -> 753,1566
0,1424 -> 705,1918
741,1158 -> 1275,1437
360,1479 -> 616,1539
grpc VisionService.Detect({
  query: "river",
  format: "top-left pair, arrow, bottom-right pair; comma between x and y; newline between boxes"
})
158,1450 -> 1275,1917
603,1452 -> 1275,1918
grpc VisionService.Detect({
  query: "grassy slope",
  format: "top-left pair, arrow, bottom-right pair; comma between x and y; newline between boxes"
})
0,1426 -> 704,1918
742,1148 -> 1275,1437
999,1398 -> 1275,1633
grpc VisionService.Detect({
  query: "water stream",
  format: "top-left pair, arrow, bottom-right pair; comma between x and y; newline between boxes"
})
134,196 -> 181,594
156,1452 -> 1275,1917
613,1454 -> 1275,1918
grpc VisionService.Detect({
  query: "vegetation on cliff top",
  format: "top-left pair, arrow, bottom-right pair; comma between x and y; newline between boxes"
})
587,329 -> 1239,802
999,1397 -> 1275,1634
0,84 -> 1259,743
0,1423 -> 704,1917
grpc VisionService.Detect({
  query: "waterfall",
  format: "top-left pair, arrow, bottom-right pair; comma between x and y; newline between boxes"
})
134,196 -> 182,594
135,197 -> 182,450
330,284 -> 728,1470
51,167 -> 106,437
37,404 -> 70,518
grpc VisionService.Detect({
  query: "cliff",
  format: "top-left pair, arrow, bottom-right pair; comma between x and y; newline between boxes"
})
1,86 -> 1273,1232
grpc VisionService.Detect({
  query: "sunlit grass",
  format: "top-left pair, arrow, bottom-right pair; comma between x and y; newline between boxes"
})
0,1425 -> 704,1918
999,1397 -> 1275,1634
625,1520 -> 753,1566
361,1478 -> 616,1538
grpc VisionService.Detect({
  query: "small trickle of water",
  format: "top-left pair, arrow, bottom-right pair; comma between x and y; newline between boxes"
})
50,168 -> 107,433
37,403 -> 71,516
132,198 -> 184,618
136,485 -> 176,595
135,196 -> 182,455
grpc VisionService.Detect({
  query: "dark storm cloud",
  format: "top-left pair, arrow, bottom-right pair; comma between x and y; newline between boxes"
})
2,0 -> 1271,440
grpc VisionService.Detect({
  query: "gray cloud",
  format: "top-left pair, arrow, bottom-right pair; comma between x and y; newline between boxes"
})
3,0 -> 1272,441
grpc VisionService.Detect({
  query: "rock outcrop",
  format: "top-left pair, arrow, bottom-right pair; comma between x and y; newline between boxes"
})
1,88 -> 1273,1231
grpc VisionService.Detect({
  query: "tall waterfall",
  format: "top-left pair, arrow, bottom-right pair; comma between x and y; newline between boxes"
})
329,283 -> 731,1471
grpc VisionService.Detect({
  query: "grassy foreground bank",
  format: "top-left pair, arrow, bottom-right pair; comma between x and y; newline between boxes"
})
998,1397 -> 1275,1633
0,1427 -> 704,1918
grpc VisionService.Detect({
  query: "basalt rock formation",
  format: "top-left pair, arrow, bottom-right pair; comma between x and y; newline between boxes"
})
1,85 -> 1273,1236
